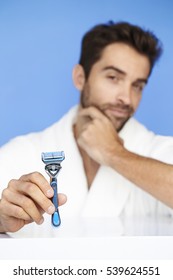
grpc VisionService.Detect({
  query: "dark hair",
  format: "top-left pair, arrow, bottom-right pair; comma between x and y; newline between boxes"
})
79,21 -> 163,79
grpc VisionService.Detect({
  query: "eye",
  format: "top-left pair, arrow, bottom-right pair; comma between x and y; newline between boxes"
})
133,83 -> 145,93
107,75 -> 119,81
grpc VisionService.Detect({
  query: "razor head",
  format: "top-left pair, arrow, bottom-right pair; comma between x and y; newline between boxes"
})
41,151 -> 65,165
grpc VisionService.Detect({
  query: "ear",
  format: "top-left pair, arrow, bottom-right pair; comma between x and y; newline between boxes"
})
72,64 -> 86,91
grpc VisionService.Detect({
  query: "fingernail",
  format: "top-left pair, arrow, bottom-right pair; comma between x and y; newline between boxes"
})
47,205 -> 55,214
37,217 -> 44,225
46,189 -> 54,197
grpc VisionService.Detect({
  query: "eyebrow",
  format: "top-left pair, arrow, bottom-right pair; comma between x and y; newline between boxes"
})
102,66 -> 148,84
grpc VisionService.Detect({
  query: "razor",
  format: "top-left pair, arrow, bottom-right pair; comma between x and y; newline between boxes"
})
41,151 -> 65,227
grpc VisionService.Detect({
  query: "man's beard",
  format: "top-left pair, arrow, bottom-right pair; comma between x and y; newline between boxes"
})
80,84 -> 134,132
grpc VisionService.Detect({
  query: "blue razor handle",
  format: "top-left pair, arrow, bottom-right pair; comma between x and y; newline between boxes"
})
51,178 -> 61,227
42,151 -> 65,227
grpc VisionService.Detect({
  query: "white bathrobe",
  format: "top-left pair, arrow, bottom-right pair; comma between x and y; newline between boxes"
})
1,105 -> 173,237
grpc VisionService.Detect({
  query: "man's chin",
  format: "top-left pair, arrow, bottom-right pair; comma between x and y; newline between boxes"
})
111,119 -> 128,132
103,111 -> 129,132
116,119 -> 129,132
80,102 -> 129,131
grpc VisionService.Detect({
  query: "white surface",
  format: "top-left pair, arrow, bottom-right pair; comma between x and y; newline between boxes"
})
0,236 -> 173,260
1,217 -> 173,260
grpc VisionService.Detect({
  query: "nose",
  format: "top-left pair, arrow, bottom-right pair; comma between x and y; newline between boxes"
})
116,83 -> 131,105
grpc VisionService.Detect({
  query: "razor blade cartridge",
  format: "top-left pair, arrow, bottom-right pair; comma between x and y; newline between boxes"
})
41,151 -> 65,164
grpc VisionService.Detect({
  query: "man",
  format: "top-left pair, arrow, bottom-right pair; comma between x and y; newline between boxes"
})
1,21 -> 173,235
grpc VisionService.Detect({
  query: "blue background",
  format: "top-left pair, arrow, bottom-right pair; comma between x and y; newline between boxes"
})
0,0 -> 173,146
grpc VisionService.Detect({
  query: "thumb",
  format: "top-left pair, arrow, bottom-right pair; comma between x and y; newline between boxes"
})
58,193 -> 67,206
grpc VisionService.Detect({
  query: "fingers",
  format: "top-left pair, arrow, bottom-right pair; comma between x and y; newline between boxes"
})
58,193 -> 67,206
0,199 -> 31,222
19,172 -> 54,198
0,191 -> 67,232
0,199 -> 33,233
75,105 -> 124,166
2,188 -> 45,225
76,106 -> 110,137
79,106 -> 108,122
8,177 -> 55,216
0,172 -> 67,231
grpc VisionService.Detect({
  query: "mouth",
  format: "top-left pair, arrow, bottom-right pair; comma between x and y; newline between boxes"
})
105,107 -> 130,118
102,104 -> 133,121
100,105 -> 133,131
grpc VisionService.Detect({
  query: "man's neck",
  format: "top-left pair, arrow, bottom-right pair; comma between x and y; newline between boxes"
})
73,123 -> 99,188
79,148 -> 100,188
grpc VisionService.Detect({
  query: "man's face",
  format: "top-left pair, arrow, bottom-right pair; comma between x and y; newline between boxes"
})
80,43 -> 150,131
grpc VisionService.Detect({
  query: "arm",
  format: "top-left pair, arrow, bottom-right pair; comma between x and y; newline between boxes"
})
75,106 -> 173,208
0,172 -> 67,233
109,147 -> 173,208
